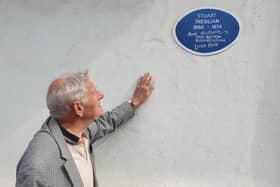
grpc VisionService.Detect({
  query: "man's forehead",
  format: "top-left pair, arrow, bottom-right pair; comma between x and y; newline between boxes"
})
86,80 -> 96,90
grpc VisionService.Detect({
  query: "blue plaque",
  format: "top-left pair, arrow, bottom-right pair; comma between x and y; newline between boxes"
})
173,8 -> 240,56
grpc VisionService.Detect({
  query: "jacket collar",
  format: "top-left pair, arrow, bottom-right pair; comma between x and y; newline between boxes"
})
59,123 -> 80,144
59,124 -> 90,145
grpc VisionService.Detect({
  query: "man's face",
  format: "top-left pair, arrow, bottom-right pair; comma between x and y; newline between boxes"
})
83,80 -> 104,120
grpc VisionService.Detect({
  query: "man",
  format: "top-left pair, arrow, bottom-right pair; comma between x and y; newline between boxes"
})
16,71 -> 154,187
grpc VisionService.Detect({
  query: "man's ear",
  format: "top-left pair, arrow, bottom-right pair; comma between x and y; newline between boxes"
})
72,101 -> 84,117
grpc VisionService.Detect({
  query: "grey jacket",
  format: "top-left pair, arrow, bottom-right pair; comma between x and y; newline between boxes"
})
16,102 -> 134,187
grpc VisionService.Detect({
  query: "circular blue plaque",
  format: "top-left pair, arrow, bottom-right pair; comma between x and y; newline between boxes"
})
173,8 -> 240,56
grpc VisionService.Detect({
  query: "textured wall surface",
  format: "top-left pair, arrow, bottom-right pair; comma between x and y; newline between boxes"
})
1,0 -> 280,186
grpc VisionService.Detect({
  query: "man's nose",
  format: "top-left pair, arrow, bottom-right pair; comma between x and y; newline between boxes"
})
97,90 -> 104,100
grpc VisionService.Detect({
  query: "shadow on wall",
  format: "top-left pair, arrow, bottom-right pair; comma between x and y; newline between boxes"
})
252,63 -> 280,186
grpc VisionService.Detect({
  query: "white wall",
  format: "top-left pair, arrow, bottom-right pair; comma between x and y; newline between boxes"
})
0,0 -> 280,186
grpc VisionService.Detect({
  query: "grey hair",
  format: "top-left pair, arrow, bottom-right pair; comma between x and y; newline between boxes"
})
46,71 -> 89,118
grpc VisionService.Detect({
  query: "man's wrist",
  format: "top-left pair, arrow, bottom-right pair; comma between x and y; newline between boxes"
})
128,99 -> 137,110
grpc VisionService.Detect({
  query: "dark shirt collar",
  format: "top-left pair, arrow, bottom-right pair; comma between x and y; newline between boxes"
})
59,124 -> 80,144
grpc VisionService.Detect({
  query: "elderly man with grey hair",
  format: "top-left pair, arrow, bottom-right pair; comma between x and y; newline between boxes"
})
16,71 -> 154,187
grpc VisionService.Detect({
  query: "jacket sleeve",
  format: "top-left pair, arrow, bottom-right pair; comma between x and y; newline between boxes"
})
87,101 -> 135,143
16,163 -> 51,187
16,178 -> 50,187
16,132 -> 58,187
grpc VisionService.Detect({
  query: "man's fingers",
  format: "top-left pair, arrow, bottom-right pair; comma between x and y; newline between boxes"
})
144,72 -> 151,80
137,76 -> 142,85
146,73 -> 152,82
138,72 -> 154,88
150,78 -> 154,88
143,72 -> 152,83
139,73 -> 147,85
139,74 -> 144,85
146,74 -> 153,86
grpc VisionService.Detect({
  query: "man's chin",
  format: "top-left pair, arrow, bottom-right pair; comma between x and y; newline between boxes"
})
99,108 -> 104,115
93,110 -> 104,119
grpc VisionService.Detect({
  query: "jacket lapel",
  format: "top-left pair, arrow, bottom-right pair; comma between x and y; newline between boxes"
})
46,117 -> 83,187
64,159 -> 84,187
